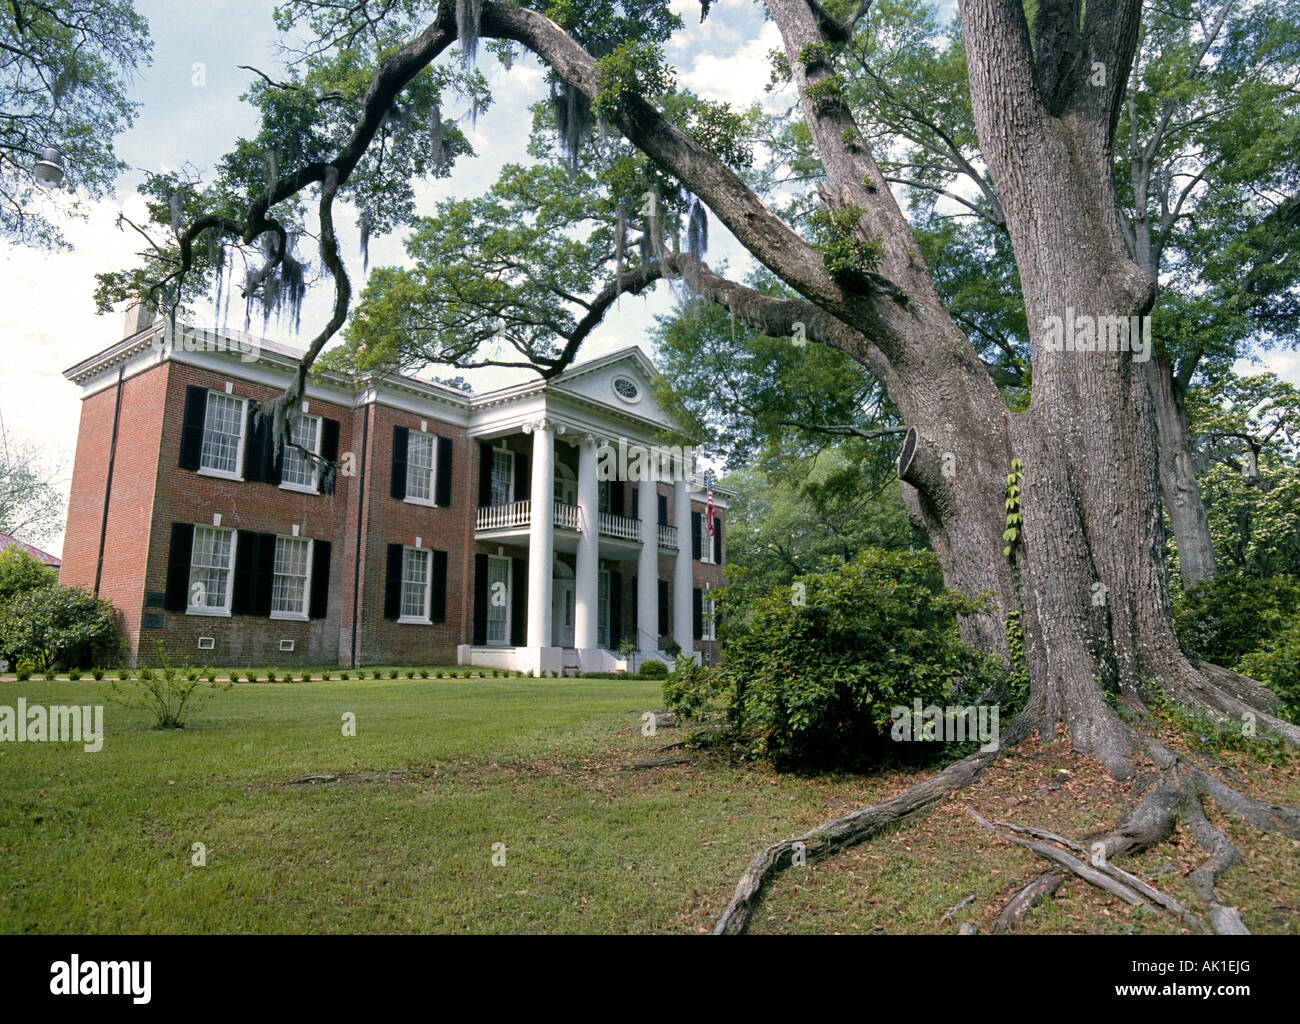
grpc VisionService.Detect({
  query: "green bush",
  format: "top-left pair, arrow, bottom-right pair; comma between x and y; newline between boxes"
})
108,643 -> 232,728
68,668 -> 82,681
1237,619 -> 1300,722
639,659 -> 668,679
0,547 -> 57,604
667,549 -> 1000,768
14,660 -> 32,681
1173,573 -> 1300,667
91,667 -> 105,681
0,584 -> 122,671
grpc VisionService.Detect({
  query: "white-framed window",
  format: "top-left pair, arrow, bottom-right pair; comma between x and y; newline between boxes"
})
702,596 -> 717,641
405,431 -> 437,505
188,526 -> 235,615
597,569 -> 610,648
598,480 -> 612,515
399,546 -> 431,622
280,414 -> 321,493
199,392 -> 247,478
270,536 -> 313,619
487,555 -> 510,645
490,448 -> 514,507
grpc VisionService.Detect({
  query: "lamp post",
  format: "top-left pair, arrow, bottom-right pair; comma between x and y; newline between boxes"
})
34,146 -> 65,186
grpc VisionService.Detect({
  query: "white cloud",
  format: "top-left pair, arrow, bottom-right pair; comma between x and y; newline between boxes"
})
678,20 -> 793,114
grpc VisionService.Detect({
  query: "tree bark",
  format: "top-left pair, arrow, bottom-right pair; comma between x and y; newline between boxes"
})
1145,358 -> 1217,585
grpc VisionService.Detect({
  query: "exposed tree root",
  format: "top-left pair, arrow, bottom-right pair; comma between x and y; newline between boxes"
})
988,871 -> 1063,934
617,756 -> 694,770
968,807 -> 1210,933
710,681 -> 1298,934
711,746 -> 1002,934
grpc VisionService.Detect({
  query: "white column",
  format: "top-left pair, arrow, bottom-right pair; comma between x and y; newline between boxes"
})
673,465 -> 694,657
526,419 -> 555,649
637,467 -> 658,654
574,434 -> 599,652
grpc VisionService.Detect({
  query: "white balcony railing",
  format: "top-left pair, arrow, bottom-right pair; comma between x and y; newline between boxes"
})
476,501 -> 530,531
658,524 -> 678,548
599,511 -> 641,542
553,502 -> 580,531
476,501 -> 582,532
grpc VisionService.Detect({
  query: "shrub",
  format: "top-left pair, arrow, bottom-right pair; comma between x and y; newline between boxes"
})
639,659 -> 668,679
108,643 -> 232,728
114,667 -> 127,681
68,668 -> 82,681
1236,619 -> 1300,722
669,549 -> 1001,768
14,659 -> 33,681
664,640 -> 683,660
0,584 -> 122,671
91,667 -> 105,681
1173,572 -> 1300,667
186,668 -> 199,682
0,547 -> 58,604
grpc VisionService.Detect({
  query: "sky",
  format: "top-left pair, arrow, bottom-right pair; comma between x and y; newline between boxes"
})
0,0 -> 1295,556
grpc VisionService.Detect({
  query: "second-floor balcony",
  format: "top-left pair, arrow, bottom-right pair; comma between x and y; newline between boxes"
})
475,502 -> 642,541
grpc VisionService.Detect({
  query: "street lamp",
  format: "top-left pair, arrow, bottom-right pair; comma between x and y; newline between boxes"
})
34,146 -> 65,186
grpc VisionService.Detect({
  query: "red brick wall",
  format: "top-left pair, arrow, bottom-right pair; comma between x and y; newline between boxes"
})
351,401 -> 476,666
61,364 -> 168,662
141,363 -> 357,668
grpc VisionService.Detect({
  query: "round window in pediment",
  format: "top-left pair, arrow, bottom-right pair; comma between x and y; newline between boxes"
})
612,375 -> 641,403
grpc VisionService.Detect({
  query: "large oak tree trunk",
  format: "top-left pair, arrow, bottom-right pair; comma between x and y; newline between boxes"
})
1146,358 -> 1218,586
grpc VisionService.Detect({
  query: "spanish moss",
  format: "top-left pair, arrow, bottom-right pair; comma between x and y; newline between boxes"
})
264,149 -> 278,191
687,196 -> 708,260
614,201 -> 626,290
244,232 -> 307,335
457,0 -> 482,63
429,103 -> 448,169
169,191 -> 183,238
550,78 -> 592,168
360,212 -> 371,273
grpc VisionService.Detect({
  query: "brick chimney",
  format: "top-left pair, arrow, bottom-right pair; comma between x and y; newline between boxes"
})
123,295 -> 156,338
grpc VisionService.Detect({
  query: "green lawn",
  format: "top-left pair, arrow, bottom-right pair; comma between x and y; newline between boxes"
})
0,675 -> 891,934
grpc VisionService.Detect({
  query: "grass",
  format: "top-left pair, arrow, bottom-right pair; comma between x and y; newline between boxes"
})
2,675 -> 1296,934
0,675 -> 907,933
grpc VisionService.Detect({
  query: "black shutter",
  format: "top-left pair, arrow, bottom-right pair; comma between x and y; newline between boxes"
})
658,493 -> 668,526
231,530 -> 259,615
478,442 -> 493,507
631,579 -> 638,644
472,553 -> 489,645
691,512 -> 702,560
658,579 -> 669,636
510,557 -> 527,646
178,387 -> 207,470
320,417 -> 341,495
611,570 -> 623,644
243,407 -> 265,483
390,426 -> 409,499
254,533 -> 276,616
713,516 -> 723,564
693,588 -> 703,640
309,540 -> 331,619
435,436 -> 453,506
164,523 -> 195,611
632,488 -> 639,519
384,544 -> 404,620
514,450 -> 530,501
321,417 -> 340,463
430,549 -> 448,622
612,480 -> 625,516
